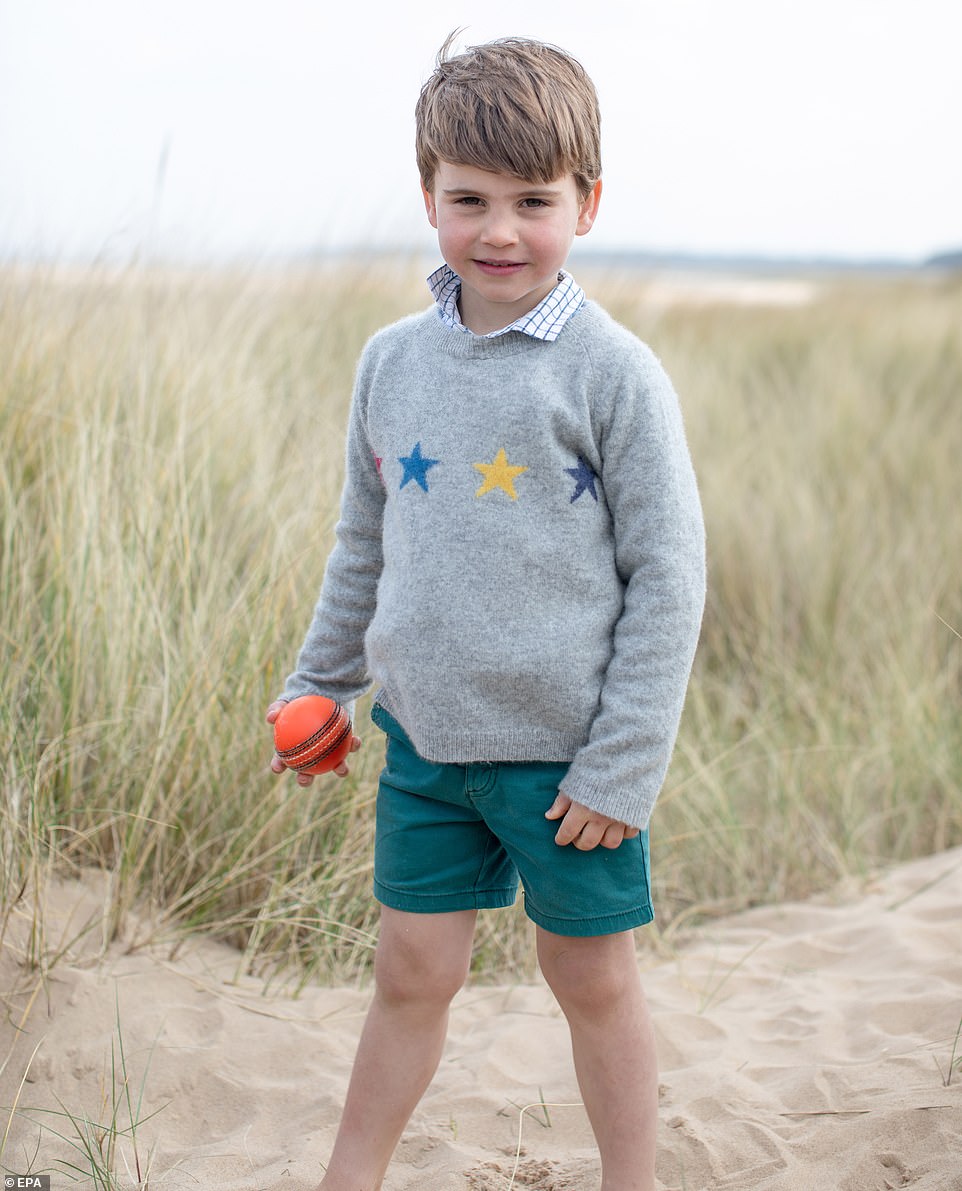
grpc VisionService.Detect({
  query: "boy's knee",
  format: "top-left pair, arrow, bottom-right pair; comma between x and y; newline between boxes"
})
374,914 -> 472,1007
538,931 -> 641,1019
375,946 -> 468,1007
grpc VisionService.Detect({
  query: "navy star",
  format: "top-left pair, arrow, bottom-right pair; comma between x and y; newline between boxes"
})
564,456 -> 600,503
398,441 -> 440,492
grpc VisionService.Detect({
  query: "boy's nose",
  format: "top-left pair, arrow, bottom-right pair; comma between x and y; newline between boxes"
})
480,212 -> 518,247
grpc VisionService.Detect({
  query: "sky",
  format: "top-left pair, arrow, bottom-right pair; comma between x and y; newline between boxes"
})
1,0 -> 960,264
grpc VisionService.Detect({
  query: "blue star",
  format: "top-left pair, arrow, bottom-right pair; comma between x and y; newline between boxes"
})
564,456 -> 599,503
398,442 -> 440,492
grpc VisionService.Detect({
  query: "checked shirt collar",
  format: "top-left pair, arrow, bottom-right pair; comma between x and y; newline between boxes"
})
427,263 -> 585,342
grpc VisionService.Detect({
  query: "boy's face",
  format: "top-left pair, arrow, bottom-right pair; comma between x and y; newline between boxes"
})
423,161 -> 601,336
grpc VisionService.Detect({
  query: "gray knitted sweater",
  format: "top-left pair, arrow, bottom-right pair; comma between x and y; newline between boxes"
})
283,300 -> 705,828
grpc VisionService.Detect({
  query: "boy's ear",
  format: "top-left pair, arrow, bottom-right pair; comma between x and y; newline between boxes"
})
575,178 -> 603,237
422,184 -> 439,229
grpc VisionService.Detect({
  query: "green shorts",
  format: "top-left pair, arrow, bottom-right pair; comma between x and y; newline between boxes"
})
371,704 -> 653,938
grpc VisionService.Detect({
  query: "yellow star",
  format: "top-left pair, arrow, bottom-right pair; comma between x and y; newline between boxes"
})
474,448 -> 528,500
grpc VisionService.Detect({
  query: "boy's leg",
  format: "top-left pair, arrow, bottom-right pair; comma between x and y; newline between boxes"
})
536,927 -> 658,1191
319,906 -> 477,1191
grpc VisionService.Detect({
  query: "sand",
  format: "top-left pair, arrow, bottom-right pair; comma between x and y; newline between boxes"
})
2,849 -> 961,1190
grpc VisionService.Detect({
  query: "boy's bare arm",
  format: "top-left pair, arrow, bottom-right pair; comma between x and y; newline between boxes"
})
545,793 -> 640,851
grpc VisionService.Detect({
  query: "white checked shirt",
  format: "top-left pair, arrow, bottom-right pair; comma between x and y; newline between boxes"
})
427,263 -> 585,342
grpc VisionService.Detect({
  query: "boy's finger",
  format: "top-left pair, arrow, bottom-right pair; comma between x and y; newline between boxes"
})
553,805 -> 591,846
331,736 -> 362,775
544,793 -> 571,821
601,823 -> 628,849
572,819 -> 607,851
265,700 -> 286,724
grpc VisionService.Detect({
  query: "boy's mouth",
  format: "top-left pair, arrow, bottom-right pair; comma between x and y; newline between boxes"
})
474,259 -> 525,274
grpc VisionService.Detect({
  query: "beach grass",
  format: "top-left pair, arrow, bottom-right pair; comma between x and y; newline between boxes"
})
2,259 -> 960,983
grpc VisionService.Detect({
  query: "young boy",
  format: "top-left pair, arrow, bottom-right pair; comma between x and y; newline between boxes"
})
268,34 -> 705,1191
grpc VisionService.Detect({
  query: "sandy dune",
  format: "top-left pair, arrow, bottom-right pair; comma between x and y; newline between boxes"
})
3,849 -> 961,1189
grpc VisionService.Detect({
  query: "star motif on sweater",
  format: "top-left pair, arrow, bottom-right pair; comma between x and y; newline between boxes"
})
474,448 -> 528,500
565,456 -> 600,503
398,442 -> 440,492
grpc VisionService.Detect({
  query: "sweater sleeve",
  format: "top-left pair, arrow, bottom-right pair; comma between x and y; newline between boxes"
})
280,344 -> 385,714
558,340 -> 706,829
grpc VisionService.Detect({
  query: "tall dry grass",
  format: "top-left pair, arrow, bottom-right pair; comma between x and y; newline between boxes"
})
615,274 -> 962,929
2,261 -> 960,982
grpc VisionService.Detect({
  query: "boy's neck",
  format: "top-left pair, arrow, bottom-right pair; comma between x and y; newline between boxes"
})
456,275 -> 560,336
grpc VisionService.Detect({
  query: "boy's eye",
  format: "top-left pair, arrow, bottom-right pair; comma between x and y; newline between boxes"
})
456,196 -> 482,206
521,198 -> 547,208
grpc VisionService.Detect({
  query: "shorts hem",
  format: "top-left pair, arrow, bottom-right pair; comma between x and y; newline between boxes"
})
374,881 -> 518,915
523,900 -> 654,938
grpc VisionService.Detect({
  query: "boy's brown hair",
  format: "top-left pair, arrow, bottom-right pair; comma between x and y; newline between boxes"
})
415,33 -> 602,200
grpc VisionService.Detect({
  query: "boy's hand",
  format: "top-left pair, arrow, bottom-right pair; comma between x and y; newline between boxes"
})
265,700 -> 361,785
545,793 -> 640,851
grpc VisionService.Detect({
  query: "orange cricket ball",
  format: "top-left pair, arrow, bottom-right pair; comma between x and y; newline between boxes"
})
273,695 -> 353,775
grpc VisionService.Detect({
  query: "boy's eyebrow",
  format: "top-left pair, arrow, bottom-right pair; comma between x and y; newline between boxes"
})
440,184 -> 564,198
